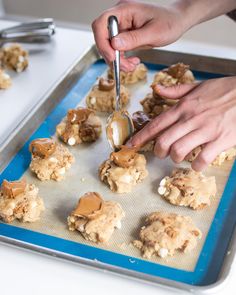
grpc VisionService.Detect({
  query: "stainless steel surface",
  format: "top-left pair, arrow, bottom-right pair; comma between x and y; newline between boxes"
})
1,45 -> 236,293
0,18 -> 55,45
106,15 -> 134,150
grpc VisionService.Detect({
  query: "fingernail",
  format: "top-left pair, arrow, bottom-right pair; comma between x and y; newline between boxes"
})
113,37 -> 126,49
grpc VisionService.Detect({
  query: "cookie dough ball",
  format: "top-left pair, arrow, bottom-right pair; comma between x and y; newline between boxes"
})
29,138 -> 74,181
140,92 -> 172,118
86,77 -> 130,112
185,146 -> 236,166
158,168 -> 217,210
153,62 -> 195,86
99,146 -> 148,193
133,212 -> 201,259
67,192 -> 125,243
56,107 -> 102,146
108,63 -> 147,84
0,69 -> 12,89
132,111 -> 154,152
0,179 -> 44,223
141,63 -> 195,117
1,44 -> 28,72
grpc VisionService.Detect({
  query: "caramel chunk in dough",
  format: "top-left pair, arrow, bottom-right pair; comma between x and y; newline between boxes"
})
99,147 -> 148,193
29,138 -> 56,159
68,192 -> 125,243
73,192 -> 104,219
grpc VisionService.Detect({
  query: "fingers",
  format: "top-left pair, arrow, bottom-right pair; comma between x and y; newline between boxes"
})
120,54 -> 140,72
111,23 -> 154,51
128,106 -> 180,148
169,127 -> 216,164
191,139 -> 230,171
153,82 -> 200,100
153,118 -> 199,159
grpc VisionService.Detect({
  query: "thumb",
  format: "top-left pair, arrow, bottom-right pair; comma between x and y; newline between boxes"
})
153,82 -> 200,100
111,27 -> 153,51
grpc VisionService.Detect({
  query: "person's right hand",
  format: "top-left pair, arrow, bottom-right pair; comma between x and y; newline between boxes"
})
92,0 -> 190,72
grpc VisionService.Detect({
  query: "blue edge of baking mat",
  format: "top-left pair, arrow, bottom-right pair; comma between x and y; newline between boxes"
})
1,59 -> 236,287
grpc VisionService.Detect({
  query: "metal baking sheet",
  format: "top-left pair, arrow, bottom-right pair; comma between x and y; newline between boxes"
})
1,46 -> 236,293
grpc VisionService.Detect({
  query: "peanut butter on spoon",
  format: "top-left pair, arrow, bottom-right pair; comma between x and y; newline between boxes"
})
73,192 -> 104,220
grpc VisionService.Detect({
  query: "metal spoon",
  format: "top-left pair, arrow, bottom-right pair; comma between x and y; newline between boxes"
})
106,15 -> 134,151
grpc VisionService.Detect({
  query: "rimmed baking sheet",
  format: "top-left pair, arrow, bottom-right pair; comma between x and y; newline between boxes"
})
1,57 -> 236,291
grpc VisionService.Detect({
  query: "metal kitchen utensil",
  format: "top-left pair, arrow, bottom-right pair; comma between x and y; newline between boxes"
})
0,18 -> 55,45
106,15 -> 134,150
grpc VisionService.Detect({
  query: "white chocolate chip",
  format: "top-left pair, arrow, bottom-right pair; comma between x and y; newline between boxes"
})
90,97 -> 96,105
119,174 -> 132,184
80,177 -> 86,182
68,137 -> 76,146
58,167 -> 66,175
18,55 -> 24,63
158,248 -> 168,258
49,157 -> 58,163
2,73 -> 10,80
159,177 -> 166,186
71,113 -> 77,123
158,186 -> 166,195
115,220 -> 122,229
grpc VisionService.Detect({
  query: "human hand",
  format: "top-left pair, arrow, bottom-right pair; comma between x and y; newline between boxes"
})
92,0 -> 189,71
127,77 -> 236,171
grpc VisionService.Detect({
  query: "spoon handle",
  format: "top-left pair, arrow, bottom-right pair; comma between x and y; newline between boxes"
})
108,15 -> 120,111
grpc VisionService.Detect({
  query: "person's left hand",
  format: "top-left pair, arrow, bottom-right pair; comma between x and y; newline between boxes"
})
127,76 -> 236,171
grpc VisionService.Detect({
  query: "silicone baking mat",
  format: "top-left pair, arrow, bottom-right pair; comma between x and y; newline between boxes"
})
1,60 -> 236,287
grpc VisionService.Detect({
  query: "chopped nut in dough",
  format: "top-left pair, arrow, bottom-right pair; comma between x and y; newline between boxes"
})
133,211 -> 202,259
29,138 -> 74,181
107,63 -> 147,85
99,146 -> 148,193
67,192 -> 125,243
0,179 -> 44,223
86,77 -> 130,112
56,107 -> 102,145
157,168 -> 217,210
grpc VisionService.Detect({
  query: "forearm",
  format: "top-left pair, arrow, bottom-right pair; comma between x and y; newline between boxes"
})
173,0 -> 236,29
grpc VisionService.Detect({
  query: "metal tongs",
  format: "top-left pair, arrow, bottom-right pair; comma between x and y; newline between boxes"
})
0,18 -> 55,45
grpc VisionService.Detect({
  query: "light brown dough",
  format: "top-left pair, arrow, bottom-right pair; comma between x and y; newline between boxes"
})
108,63 -> 147,84
133,211 -> 202,259
157,168 -> 217,210
29,138 -> 74,181
86,77 -> 130,112
0,179 -> 44,223
56,107 -> 102,146
0,69 -> 12,89
99,146 -> 148,193
0,44 -> 28,72
67,192 -> 125,243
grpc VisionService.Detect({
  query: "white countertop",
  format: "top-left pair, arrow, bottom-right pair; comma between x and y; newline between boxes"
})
0,19 -> 236,295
